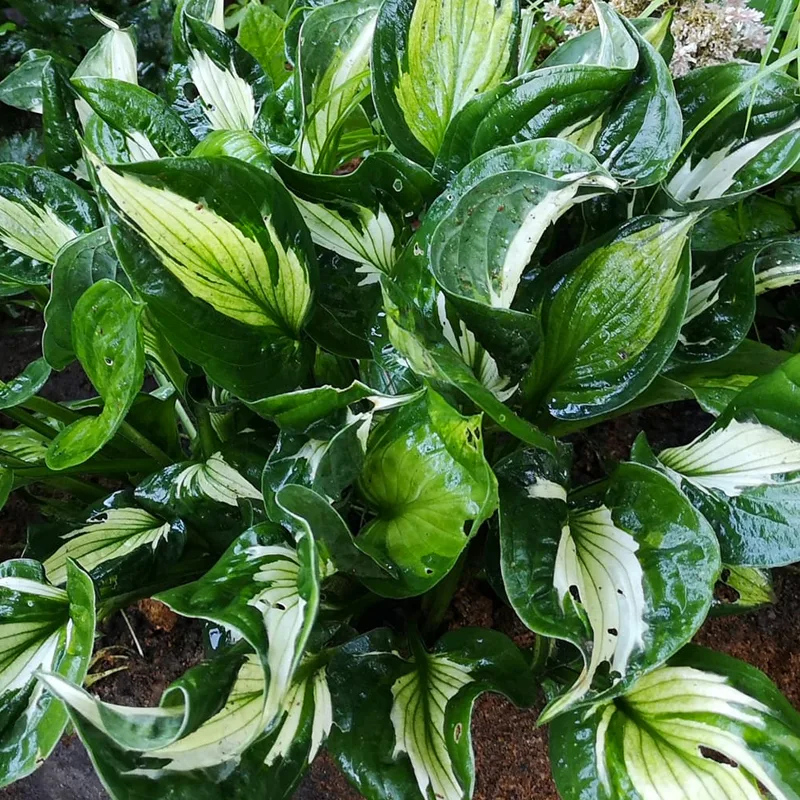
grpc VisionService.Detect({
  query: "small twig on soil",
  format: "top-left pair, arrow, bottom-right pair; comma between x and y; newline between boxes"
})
120,610 -> 144,658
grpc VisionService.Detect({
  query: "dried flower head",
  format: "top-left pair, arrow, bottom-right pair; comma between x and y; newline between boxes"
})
542,0 -> 770,76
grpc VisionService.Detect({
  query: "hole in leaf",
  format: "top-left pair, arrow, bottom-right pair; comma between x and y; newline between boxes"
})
454,723 -> 463,742
104,357 -> 113,366
607,628 -> 618,636
699,747 -> 738,768
183,82 -> 199,102
424,568 -> 434,575
569,585 -> 581,603
274,602 -> 286,611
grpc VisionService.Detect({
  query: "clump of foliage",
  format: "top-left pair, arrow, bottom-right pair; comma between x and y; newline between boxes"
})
2,0 -> 800,798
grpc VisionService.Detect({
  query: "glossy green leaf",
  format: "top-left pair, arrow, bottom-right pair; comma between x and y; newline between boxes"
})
0,49 -> 55,113
0,559 -> 95,787
0,164 -> 100,286
372,0 -> 519,165
668,63 -> 800,207
42,227 -> 119,370
592,18 -> 681,187
295,0 -> 379,171
238,3 -> 290,88
550,646 -> 800,800
328,627 -> 536,800
0,358 -> 51,411
354,389 -> 498,597
521,214 -> 694,420
45,280 -> 145,470
74,77 -> 197,161
0,468 -> 11,512
498,453 -> 720,720
41,57 -> 82,173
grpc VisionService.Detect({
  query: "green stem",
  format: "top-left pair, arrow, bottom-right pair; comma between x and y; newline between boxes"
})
11,458 -> 157,477
27,285 -> 50,308
44,476 -> 107,501
420,550 -> 468,639
22,396 -> 81,425
117,421 -> 173,467
23,396 -> 172,467
194,404 -> 219,460
0,407 -> 58,439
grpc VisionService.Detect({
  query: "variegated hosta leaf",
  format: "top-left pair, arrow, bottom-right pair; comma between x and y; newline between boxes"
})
391,653 -> 473,800
0,559 -> 95,787
0,165 -> 99,286
248,378 -> 422,431
427,141 -> 617,309
637,417 -> 800,567
263,411 -> 372,510
355,389 -> 498,597
372,0 -> 518,164
94,156 -> 315,337
42,507 -> 175,586
551,646 -> 800,800
296,0 -> 380,171
157,524 -> 320,730
669,63 -> 800,208
295,197 -> 396,282
327,628 -> 537,800
40,640 -> 335,798
436,292 -> 516,401
175,451 -> 263,506
264,664 -> 332,768
0,427 -> 50,464
177,3 -> 268,135
433,2 -> 639,180
498,452 -> 720,721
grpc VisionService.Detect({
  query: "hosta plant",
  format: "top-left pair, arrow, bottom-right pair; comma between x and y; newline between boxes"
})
2,0 -> 800,797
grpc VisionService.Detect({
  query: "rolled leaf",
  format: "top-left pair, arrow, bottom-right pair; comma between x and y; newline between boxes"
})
45,280 -> 145,470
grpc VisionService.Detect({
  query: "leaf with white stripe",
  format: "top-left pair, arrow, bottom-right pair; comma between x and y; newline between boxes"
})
295,0 -> 380,172
639,414 -> 800,567
372,0 -> 519,165
175,451 -> 263,507
433,1 -> 638,180
157,524 -> 320,729
428,140 -> 617,310
498,452 -> 720,721
295,197 -> 396,283
328,627 -> 537,800
551,645 -> 800,800
171,4 -> 273,138
668,63 -> 800,208
0,164 -> 100,286
0,559 -> 95,787
95,155 -> 316,338
42,507 -> 176,587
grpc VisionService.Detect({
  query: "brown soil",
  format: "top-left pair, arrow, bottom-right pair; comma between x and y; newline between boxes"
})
1,319 -> 799,800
